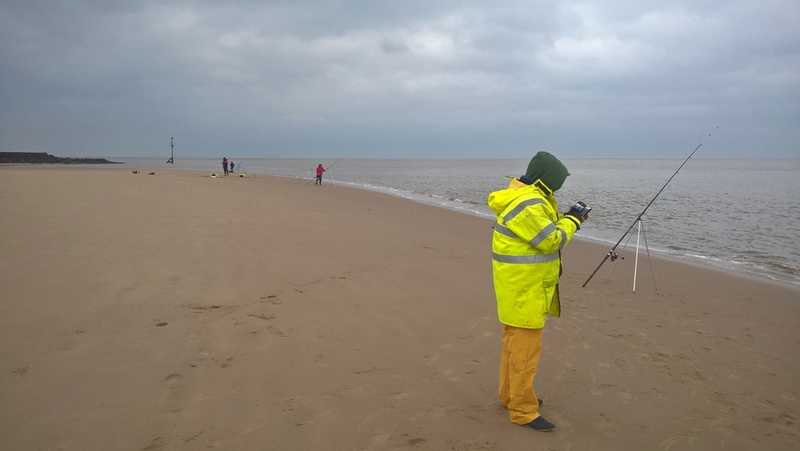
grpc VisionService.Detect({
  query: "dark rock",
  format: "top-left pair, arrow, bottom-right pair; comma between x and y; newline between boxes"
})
0,152 -> 123,164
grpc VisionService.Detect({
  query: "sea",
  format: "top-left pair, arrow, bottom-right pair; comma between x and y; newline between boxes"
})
92,157 -> 800,287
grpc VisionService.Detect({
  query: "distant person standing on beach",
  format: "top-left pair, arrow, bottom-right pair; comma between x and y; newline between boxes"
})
315,164 -> 326,186
222,157 -> 229,176
488,151 -> 588,432
230,161 -> 234,173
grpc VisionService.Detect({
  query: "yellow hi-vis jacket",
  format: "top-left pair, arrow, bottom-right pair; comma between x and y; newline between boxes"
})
488,178 -> 580,329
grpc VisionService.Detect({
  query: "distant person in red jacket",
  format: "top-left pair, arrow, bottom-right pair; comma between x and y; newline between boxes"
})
222,157 -> 229,176
315,164 -> 326,185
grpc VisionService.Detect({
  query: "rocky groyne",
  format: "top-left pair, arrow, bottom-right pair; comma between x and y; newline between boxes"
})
0,152 -> 122,164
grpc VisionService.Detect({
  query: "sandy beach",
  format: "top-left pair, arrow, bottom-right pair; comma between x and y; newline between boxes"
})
1,166 -> 798,450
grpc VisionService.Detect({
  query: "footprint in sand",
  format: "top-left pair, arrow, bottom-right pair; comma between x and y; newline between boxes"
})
370,433 -> 391,446
189,305 -> 222,312
141,437 -> 165,451
425,352 -> 441,364
261,295 -> 282,305
13,366 -> 32,376
164,373 -> 182,386
247,313 -> 275,321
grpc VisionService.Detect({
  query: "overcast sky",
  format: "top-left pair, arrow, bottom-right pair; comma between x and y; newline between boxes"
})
1,1 -> 798,158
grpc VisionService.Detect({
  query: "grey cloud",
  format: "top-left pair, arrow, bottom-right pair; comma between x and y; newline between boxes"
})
1,0 -> 798,158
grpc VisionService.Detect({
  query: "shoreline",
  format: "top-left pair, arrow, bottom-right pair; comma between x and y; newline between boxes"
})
14,162 -> 797,289
572,236 -> 800,291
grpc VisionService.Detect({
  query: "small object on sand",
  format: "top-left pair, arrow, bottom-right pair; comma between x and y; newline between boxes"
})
132,170 -> 139,174
239,173 -> 246,177
149,172 -> 155,175
211,173 -> 218,178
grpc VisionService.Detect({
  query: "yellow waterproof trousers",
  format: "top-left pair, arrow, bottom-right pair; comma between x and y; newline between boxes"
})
499,325 -> 543,425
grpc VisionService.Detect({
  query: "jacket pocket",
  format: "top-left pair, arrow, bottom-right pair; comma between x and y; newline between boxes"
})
543,277 -> 560,318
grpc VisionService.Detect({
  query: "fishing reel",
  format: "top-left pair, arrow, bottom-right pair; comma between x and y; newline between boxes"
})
609,251 -> 622,262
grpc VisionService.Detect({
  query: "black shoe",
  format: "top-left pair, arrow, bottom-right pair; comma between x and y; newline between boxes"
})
524,416 -> 555,432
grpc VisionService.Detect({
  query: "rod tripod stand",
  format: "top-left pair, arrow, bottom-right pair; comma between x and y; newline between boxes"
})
582,127 -> 717,291
603,215 -> 657,292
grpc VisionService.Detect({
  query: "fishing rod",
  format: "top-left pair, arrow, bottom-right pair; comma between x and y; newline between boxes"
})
326,158 -> 343,171
582,127 -> 718,288
324,158 -> 344,186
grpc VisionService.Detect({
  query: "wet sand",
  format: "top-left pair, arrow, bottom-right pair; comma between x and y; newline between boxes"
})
1,167 -> 798,450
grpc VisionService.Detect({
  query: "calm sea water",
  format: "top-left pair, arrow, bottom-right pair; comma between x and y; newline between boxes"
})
105,157 -> 800,286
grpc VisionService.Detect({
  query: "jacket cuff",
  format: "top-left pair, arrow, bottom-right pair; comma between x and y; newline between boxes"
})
563,214 -> 581,230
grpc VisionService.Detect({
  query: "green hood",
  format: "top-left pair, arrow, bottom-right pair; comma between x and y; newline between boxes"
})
524,151 -> 570,192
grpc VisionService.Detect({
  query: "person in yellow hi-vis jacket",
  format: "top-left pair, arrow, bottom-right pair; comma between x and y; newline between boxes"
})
488,151 -> 589,432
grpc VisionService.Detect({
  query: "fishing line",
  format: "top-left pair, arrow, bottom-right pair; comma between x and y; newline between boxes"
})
326,158 -> 344,171
582,127 -> 718,288
324,158 -> 344,186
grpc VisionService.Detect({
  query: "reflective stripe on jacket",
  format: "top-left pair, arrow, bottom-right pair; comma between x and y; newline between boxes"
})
488,178 -> 579,329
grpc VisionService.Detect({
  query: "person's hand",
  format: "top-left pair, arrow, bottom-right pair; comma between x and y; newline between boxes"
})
565,202 -> 590,228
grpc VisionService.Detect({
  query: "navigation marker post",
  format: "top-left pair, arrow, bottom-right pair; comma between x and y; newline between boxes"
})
166,137 -> 174,164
